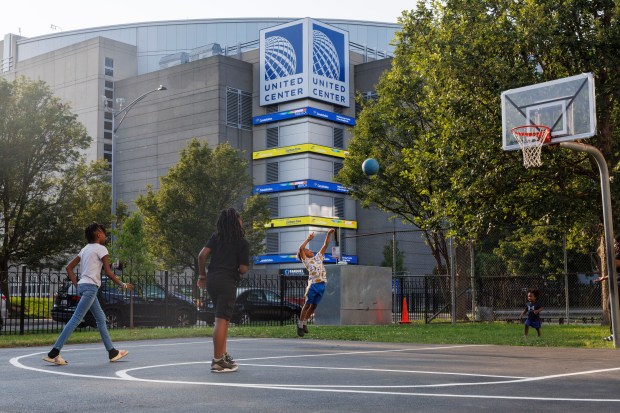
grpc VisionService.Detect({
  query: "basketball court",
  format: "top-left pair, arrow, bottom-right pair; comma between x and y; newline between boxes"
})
3,337 -> 620,413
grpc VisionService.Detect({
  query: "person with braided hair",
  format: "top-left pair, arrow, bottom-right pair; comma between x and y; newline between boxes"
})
197,208 -> 249,373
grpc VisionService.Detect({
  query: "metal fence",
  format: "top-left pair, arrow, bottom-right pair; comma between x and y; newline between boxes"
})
0,268 -> 310,335
392,274 -> 603,325
0,264 -> 606,335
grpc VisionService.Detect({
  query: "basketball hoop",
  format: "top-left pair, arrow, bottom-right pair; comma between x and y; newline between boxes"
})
511,125 -> 551,168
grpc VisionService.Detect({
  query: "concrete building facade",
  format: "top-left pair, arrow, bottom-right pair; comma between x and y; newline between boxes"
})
1,18 -> 436,273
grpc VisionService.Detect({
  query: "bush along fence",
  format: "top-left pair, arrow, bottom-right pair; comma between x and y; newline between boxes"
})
0,267 -> 606,336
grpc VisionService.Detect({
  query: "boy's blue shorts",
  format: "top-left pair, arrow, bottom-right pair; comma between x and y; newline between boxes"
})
305,282 -> 326,305
525,319 -> 541,329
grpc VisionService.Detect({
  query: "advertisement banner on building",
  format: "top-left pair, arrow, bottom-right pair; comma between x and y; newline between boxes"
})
253,144 -> 348,160
252,106 -> 355,126
266,216 -> 357,229
253,179 -> 349,194
254,254 -> 358,265
260,18 -> 350,107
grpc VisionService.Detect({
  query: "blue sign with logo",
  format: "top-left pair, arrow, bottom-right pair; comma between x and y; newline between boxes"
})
253,106 -> 355,126
253,179 -> 349,195
260,18 -> 350,107
254,254 -> 358,265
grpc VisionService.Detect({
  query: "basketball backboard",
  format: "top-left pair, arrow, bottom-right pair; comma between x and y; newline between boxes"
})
502,72 -> 596,151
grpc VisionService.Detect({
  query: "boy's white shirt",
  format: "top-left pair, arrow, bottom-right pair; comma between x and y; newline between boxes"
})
302,252 -> 327,284
77,243 -> 109,287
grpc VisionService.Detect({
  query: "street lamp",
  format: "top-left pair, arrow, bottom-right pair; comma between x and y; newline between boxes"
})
105,85 -> 167,226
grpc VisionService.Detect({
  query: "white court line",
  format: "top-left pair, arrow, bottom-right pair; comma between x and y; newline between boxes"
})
9,340 -> 620,402
237,363 -> 525,379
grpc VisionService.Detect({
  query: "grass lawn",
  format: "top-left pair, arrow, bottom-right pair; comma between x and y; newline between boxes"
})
0,322 -> 614,349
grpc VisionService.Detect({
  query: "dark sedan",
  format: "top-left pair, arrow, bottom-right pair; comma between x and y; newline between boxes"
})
51,277 -> 198,328
199,288 -> 301,325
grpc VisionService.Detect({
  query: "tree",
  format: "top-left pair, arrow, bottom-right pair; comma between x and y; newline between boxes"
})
136,139 -> 270,272
0,77 -> 111,308
111,211 -> 158,280
381,240 -> 406,274
339,1 -> 620,320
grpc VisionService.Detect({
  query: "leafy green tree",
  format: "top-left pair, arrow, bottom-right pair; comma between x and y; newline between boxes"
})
339,0 -> 620,320
111,211 -> 157,280
0,76 -> 111,307
136,139 -> 269,272
381,240 -> 406,274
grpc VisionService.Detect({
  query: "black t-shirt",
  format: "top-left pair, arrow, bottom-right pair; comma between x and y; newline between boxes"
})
206,233 -> 249,280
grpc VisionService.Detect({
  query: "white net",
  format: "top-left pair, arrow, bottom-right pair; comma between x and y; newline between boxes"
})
511,125 -> 551,168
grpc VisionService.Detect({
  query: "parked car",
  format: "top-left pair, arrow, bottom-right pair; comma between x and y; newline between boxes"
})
198,288 -> 302,325
51,277 -> 198,328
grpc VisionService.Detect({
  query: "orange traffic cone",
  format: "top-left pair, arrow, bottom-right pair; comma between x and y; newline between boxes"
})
399,297 -> 411,324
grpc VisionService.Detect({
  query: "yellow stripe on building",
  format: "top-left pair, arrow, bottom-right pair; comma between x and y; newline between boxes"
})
253,144 -> 349,160
265,216 -> 357,229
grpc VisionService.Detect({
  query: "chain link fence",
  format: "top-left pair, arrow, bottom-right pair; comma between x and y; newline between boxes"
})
352,225 -> 606,325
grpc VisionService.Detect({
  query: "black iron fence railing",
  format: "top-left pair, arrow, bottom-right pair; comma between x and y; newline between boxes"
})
0,267 -> 605,335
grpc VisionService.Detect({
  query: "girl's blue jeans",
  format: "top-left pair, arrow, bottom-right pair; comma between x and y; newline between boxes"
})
53,283 -> 114,351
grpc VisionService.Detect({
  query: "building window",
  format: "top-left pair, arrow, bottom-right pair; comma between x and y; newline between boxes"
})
266,162 -> 279,183
268,197 -> 279,217
104,57 -> 114,77
104,131 -> 112,140
104,143 -> 112,152
226,87 -> 252,130
266,233 -> 279,254
103,153 -> 112,163
333,128 -> 344,148
334,198 -> 344,218
333,161 -> 343,177
266,127 -> 279,148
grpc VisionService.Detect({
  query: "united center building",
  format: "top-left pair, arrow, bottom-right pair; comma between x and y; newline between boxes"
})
1,17 -> 434,272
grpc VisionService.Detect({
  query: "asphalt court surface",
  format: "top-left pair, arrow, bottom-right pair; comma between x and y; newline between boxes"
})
2,337 -> 620,413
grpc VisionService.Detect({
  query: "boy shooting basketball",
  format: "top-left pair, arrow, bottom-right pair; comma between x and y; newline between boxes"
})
296,228 -> 335,337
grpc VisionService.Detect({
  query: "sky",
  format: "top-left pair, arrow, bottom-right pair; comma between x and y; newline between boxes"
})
0,0 -> 412,39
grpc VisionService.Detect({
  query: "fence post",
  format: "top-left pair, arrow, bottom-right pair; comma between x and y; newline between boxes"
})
280,273 -> 285,326
470,241 -> 477,321
563,232 -> 570,325
449,236 -> 456,324
424,276 -> 429,324
164,271 -> 169,327
19,266 -> 26,335
392,231 -> 396,277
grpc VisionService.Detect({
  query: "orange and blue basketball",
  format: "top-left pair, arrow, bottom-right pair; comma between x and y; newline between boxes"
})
362,158 -> 379,176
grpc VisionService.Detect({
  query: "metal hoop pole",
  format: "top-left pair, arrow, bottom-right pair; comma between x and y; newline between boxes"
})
560,141 -> 619,349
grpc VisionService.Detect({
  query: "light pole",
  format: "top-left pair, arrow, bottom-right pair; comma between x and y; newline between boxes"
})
105,85 -> 167,226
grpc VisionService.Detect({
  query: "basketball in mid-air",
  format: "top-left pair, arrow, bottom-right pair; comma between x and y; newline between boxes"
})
362,158 -> 380,176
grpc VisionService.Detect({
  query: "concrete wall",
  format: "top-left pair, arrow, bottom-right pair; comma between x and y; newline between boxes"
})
114,54 -> 254,206
315,265 -> 392,325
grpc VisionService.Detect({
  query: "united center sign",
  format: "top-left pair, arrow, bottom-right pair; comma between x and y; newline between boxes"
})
259,18 -> 350,107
